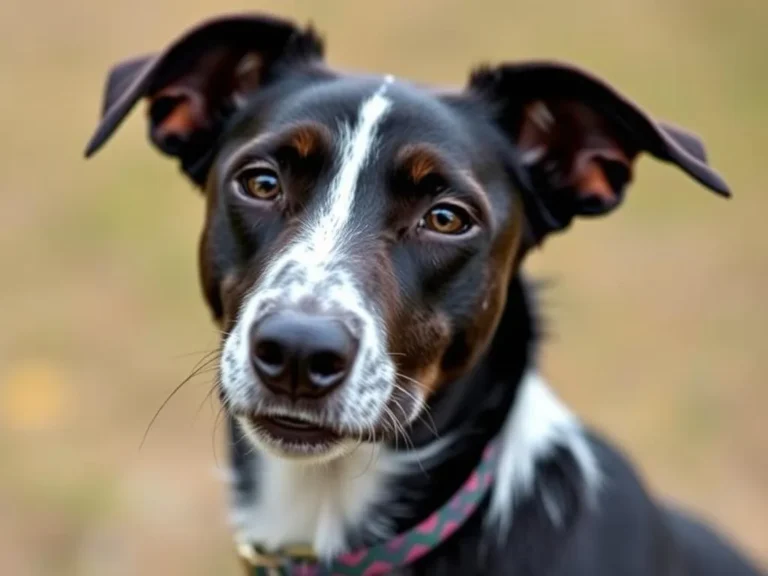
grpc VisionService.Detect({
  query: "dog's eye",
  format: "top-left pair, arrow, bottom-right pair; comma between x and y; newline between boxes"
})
238,167 -> 281,201
420,204 -> 473,235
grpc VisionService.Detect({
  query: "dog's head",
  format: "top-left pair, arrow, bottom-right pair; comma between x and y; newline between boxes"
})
86,14 -> 730,462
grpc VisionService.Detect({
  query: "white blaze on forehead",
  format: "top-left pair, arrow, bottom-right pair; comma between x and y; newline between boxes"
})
295,78 -> 394,264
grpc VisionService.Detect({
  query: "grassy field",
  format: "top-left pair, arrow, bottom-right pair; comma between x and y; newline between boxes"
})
0,0 -> 766,574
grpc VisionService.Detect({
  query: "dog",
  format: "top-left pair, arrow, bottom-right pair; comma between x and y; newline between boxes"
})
85,13 -> 764,576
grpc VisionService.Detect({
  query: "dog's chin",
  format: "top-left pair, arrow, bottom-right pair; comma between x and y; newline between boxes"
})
235,414 -> 358,463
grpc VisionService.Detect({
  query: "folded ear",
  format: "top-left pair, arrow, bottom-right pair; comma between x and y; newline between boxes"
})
84,14 -> 324,185
467,62 -> 731,241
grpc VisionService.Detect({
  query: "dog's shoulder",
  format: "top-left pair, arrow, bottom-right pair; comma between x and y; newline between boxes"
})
663,506 -> 764,576
508,432 -> 764,576
476,432 -> 675,575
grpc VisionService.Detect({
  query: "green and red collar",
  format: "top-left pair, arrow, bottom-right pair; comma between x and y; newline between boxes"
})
238,439 -> 500,576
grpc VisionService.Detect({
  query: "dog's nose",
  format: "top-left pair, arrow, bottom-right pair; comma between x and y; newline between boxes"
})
249,311 -> 358,399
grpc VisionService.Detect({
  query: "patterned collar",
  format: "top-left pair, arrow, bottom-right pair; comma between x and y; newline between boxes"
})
238,438 -> 500,576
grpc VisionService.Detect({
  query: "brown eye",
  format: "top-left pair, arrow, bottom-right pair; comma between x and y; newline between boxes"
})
420,204 -> 473,235
239,167 -> 281,201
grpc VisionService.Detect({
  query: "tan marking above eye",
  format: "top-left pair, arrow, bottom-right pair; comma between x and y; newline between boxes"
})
291,127 -> 320,158
409,152 -> 437,183
396,143 -> 442,184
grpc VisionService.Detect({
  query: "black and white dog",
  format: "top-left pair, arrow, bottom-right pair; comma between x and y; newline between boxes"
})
86,14 -> 763,576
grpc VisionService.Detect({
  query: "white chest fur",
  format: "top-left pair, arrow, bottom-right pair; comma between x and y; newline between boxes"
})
231,444 -> 394,559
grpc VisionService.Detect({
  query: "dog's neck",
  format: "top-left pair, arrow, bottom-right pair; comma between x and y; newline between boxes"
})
227,275 -> 597,560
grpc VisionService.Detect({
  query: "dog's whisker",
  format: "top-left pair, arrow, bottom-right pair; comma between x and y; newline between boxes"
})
187,349 -> 222,375
394,372 -> 431,393
393,374 -> 437,430
211,401 -> 229,469
386,407 -> 430,475
382,408 -> 398,450
357,426 -> 378,477
383,405 -> 414,453
171,348 -> 221,361
391,378 -> 440,439
195,377 -> 223,418
386,394 -> 411,438
140,353 -> 221,450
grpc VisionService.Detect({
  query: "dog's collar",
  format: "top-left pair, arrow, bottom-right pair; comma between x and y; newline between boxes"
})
238,438 -> 500,575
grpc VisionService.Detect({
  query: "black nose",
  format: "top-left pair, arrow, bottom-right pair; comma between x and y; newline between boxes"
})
249,310 -> 358,399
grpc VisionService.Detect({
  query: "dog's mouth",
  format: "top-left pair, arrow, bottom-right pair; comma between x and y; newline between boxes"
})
243,413 -> 346,454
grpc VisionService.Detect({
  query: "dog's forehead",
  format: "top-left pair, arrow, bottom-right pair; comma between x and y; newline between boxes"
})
261,75 -> 472,154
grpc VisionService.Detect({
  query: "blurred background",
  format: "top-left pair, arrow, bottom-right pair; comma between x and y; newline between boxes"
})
1,0 -> 766,574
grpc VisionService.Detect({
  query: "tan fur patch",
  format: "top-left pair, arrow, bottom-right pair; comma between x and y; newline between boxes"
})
149,88 -> 207,139
291,126 -> 320,158
410,153 -> 437,183
414,358 -> 443,395
397,144 -> 442,183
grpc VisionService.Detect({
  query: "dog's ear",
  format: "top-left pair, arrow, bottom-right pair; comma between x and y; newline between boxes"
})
84,14 -> 324,186
467,62 -> 730,242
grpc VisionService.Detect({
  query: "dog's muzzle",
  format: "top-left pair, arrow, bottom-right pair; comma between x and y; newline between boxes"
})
219,256 -> 398,458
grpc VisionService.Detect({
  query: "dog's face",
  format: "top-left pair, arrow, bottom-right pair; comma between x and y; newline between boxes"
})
86,15 -> 729,462
211,76 -> 529,460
